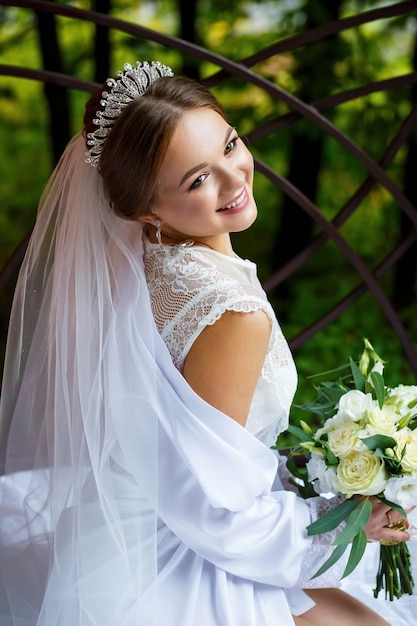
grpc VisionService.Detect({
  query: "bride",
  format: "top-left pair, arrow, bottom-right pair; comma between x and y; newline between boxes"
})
0,60 -> 412,625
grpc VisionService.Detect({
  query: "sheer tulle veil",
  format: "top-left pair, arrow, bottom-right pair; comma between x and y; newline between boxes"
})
0,132 -> 278,625
0,134 -> 162,624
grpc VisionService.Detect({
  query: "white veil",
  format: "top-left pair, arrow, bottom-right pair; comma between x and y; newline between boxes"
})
0,133 -> 280,625
0,134 -> 161,624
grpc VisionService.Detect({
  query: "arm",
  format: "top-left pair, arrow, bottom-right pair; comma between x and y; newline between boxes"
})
182,309 -> 409,583
183,309 -> 272,427
169,309 -> 320,586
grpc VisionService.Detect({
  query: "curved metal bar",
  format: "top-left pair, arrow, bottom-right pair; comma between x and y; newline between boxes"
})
1,0 -> 416,370
0,65 -> 100,92
263,101 -> 417,290
3,2 -> 417,227
3,66 -> 415,248
247,73 -> 417,143
203,1 -> 417,85
289,229 -> 417,352
255,158 -> 417,372
6,0 -> 415,85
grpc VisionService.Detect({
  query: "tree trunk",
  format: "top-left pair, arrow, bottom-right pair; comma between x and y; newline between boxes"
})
93,0 -> 111,84
392,32 -> 417,310
178,0 -> 199,79
270,0 -> 343,298
35,0 -> 71,165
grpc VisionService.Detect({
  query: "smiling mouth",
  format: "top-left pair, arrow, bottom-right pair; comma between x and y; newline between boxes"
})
217,189 -> 246,211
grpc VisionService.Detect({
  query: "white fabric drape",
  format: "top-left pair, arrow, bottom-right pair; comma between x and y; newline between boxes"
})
0,134 -> 161,624
0,133 -> 341,625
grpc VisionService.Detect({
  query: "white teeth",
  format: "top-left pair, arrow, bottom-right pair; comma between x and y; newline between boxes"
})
222,190 -> 245,210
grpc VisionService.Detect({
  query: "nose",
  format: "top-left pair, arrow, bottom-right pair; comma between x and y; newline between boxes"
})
218,159 -> 247,197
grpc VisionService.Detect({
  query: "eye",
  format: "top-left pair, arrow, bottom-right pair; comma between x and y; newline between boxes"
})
189,173 -> 208,191
225,134 -> 239,154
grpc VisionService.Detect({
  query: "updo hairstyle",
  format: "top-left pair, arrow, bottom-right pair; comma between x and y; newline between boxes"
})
83,76 -> 226,220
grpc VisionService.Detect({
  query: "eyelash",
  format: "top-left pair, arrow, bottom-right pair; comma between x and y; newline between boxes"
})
188,134 -> 240,191
225,135 -> 239,154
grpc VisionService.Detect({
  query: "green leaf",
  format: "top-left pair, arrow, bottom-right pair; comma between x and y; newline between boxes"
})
333,497 -> 372,545
309,543 -> 349,579
349,357 -> 365,391
285,454 -> 307,482
361,434 -> 396,452
342,529 -> 368,578
319,383 -> 347,404
297,398 -> 336,418
307,363 -> 350,380
286,424 -> 313,443
289,477 -> 317,499
370,371 -> 385,408
409,418 -> 417,431
319,441 -> 338,466
377,496 -> 407,518
307,498 -> 359,536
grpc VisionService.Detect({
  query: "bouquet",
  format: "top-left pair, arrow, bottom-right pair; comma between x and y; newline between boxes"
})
284,339 -> 416,601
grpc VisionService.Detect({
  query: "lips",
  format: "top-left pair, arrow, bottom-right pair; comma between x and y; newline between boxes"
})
217,188 -> 247,212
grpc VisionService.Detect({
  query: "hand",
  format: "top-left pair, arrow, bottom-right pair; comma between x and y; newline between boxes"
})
363,496 -> 412,543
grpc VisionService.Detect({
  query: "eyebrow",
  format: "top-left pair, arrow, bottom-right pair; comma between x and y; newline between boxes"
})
178,125 -> 235,188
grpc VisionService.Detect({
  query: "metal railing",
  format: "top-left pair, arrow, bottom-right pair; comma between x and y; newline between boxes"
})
1,0 -> 417,373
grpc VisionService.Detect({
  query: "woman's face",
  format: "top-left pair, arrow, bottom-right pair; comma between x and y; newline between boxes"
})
151,107 -> 257,254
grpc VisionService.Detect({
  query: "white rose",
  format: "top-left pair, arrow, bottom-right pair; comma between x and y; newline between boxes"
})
314,415 -> 338,441
336,450 -> 388,497
306,455 -> 339,496
394,428 -> 411,462
337,390 -> 373,423
384,475 -> 417,509
389,385 -> 417,418
366,402 -> 398,437
400,429 -> 417,474
327,418 -> 366,458
315,411 -> 349,439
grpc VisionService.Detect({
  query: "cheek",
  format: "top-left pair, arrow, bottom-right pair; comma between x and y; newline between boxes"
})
240,146 -> 254,176
169,197 -> 211,222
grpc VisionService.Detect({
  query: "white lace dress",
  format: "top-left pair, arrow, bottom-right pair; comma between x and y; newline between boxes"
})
143,238 -> 348,622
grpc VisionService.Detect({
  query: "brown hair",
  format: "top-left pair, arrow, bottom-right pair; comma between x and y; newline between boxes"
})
83,75 -> 226,220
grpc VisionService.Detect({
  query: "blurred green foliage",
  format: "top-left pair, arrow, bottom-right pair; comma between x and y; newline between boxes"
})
0,0 -> 416,413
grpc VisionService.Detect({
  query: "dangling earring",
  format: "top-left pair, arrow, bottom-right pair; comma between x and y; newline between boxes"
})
154,218 -> 162,244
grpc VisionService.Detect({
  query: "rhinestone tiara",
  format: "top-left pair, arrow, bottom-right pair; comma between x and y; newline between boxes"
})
85,60 -> 174,167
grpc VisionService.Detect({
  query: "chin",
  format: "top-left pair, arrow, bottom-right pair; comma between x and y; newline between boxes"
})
233,203 -> 258,233
245,199 -> 258,223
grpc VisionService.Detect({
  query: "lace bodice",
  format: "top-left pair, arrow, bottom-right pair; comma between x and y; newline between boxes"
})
143,237 -> 297,446
143,238 -> 348,591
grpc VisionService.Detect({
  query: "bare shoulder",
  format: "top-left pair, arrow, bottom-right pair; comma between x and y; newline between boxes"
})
183,309 -> 272,427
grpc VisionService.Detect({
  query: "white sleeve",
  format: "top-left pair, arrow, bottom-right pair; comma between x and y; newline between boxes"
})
156,419 -> 322,589
152,368 -> 343,589
275,451 -> 347,588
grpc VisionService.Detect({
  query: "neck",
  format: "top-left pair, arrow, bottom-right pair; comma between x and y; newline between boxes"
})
146,225 -> 193,247
147,225 -> 235,256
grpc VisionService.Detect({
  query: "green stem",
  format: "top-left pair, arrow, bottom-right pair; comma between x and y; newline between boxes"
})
373,543 -> 414,601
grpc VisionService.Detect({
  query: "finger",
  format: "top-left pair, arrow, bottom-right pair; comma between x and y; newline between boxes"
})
384,509 -> 409,528
379,527 -> 410,544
